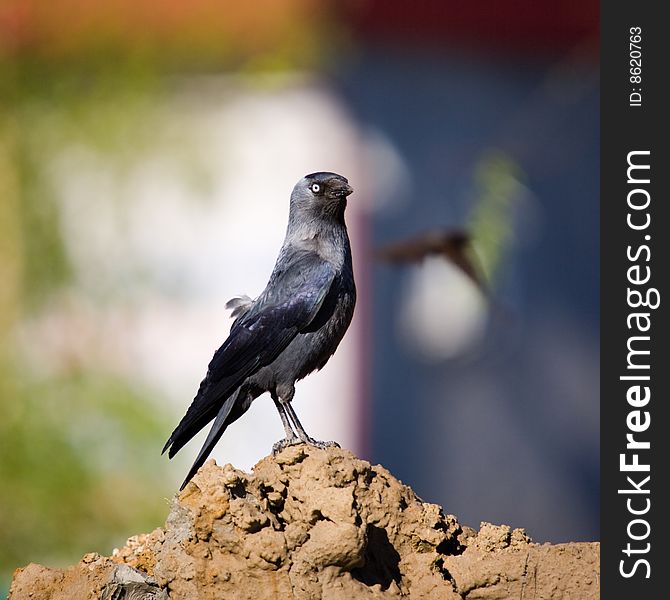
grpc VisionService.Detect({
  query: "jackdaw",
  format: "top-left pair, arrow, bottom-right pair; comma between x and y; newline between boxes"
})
163,172 -> 356,490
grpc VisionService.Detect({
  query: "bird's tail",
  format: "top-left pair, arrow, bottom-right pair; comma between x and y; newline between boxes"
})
177,392 -> 239,490
161,383 -> 216,459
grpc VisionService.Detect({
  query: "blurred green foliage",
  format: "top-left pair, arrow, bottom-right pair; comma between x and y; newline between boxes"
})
469,151 -> 525,285
0,60 -> 175,592
0,364 -> 171,570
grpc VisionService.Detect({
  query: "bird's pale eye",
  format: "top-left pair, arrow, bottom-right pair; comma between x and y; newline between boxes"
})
310,183 -> 321,193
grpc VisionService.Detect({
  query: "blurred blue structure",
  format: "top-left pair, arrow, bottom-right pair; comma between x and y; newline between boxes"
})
334,2 -> 599,542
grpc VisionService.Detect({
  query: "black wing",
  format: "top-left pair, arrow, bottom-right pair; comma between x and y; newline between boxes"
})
163,250 -> 336,478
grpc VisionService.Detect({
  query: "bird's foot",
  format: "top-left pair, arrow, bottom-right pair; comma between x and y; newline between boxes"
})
272,436 -> 302,455
303,438 -> 340,450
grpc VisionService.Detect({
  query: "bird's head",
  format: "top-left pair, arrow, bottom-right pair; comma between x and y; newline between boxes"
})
290,172 -> 354,223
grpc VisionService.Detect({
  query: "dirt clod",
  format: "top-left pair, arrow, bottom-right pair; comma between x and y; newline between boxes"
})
9,446 -> 599,599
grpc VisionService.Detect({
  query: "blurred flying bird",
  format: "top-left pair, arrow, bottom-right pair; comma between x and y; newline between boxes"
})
163,172 -> 356,490
376,229 -> 485,290
376,228 -> 518,361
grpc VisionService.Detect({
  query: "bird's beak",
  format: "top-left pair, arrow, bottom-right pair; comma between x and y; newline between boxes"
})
335,183 -> 354,198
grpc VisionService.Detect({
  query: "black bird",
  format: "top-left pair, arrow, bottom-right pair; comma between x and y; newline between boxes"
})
163,172 -> 356,490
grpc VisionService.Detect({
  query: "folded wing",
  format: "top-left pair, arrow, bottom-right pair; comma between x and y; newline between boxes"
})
162,250 -> 336,465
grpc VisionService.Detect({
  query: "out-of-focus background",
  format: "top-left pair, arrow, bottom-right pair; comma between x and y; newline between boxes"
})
0,0 -> 599,591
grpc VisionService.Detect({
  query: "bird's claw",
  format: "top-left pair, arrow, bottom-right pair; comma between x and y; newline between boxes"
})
272,437 -> 340,455
304,438 -> 340,450
272,436 -> 301,455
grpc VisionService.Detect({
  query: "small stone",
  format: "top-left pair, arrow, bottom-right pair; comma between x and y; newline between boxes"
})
81,553 -> 100,564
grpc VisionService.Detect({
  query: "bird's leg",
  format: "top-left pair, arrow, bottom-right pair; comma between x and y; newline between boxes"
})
271,393 -> 300,454
284,401 -> 340,450
275,397 -> 297,439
